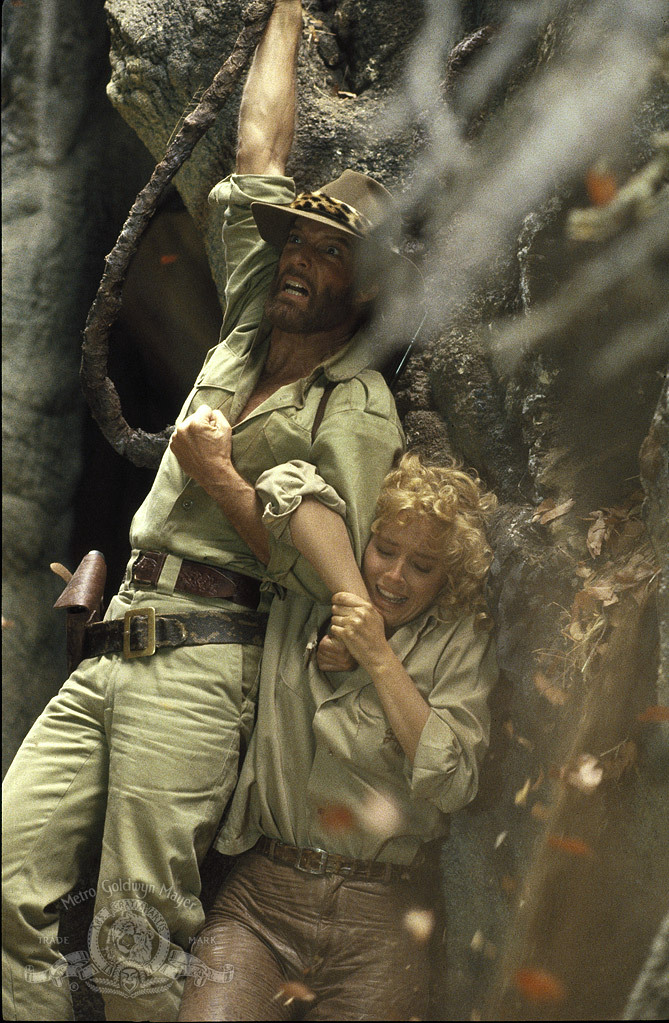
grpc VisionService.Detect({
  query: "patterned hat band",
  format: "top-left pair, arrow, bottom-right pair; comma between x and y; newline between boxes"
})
290,192 -> 373,237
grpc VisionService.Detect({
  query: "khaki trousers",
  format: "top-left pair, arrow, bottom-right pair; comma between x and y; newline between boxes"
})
177,850 -> 431,1022
2,585 -> 260,1022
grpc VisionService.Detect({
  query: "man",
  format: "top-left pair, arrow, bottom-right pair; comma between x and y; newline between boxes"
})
2,2 -> 417,1020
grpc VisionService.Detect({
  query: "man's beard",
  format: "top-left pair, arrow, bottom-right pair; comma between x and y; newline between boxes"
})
264,269 -> 356,334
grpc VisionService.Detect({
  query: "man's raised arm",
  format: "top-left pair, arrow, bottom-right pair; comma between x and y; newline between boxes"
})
236,1 -> 303,175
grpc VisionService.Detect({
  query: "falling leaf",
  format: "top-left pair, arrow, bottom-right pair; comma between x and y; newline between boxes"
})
547,834 -> 595,858
513,967 -> 567,1004
560,753 -> 603,793
274,981 -> 316,1007
404,909 -> 435,944
600,740 -> 637,781
2,616 -> 16,630
317,803 -> 354,833
470,930 -> 485,952
501,875 -> 518,895
358,791 -> 404,838
533,672 -> 567,706
494,831 -> 507,849
159,253 -> 178,265
585,166 -> 618,206
637,705 -> 669,723
514,778 -> 531,806
531,802 -> 550,821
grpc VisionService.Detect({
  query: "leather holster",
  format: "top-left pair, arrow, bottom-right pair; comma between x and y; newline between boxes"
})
54,550 -> 107,672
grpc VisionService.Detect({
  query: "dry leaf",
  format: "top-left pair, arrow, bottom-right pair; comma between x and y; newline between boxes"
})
2,616 -> 15,630
585,166 -> 618,206
317,803 -> 354,833
533,672 -> 567,706
159,253 -> 178,265
494,831 -> 507,850
538,498 -> 575,525
470,930 -> 485,952
637,705 -> 669,723
531,498 -> 556,522
547,834 -> 595,858
274,981 -> 316,1006
514,778 -> 531,806
501,875 -> 518,895
404,909 -> 435,945
560,753 -> 603,793
358,791 -> 404,838
586,512 -> 608,558
531,802 -> 551,821
513,967 -> 567,1004
600,740 -> 637,781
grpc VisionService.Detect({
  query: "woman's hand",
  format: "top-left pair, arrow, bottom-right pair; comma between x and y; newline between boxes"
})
329,592 -> 389,672
316,633 -> 357,673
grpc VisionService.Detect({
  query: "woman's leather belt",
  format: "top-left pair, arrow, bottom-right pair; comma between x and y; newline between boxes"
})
82,608 -> 268,660
132,550 -> 261,609
255,836 -> 418,883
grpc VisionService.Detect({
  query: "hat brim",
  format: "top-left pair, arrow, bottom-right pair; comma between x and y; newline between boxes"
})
250,200 -> 423,295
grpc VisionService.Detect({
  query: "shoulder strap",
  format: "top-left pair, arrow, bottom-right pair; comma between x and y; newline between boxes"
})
311,381 -> 337,443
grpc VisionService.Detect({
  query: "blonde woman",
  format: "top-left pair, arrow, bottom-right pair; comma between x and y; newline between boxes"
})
179,454 -> 498,1022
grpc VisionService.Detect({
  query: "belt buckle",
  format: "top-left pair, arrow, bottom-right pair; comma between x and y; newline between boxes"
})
296,847 -> 328,875
123,607 -> 156,659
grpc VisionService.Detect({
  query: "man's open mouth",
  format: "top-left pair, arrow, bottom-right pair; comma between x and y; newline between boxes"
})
282,277 -> 309,297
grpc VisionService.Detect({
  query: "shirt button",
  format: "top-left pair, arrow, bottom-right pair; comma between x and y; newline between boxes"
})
182,499 -> 193,510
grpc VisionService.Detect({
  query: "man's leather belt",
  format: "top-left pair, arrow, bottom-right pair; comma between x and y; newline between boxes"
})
255,836 -> 417,883
82,608 -> 268,661
132,551 -> 261,610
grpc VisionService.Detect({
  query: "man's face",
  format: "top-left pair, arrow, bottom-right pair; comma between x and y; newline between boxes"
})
264,217 -> 359,334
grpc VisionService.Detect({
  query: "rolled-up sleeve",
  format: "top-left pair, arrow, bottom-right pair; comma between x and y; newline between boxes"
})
405,618 -> 497,813
256,460 -> 347,544
258,375 -> 404,602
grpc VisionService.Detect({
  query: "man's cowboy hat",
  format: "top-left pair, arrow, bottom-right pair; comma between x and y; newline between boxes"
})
251,169 -> 422,293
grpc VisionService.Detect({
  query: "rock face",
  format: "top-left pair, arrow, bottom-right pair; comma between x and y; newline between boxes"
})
2,0 -> 154,775
3,0 -> 668,1019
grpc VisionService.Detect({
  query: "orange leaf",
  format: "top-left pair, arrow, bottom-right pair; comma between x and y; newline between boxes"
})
547,834 -> 595,858
159,253 -> 178,265
585,167 -> 618,206
533,672 -> 567,706
274,981 -> 316,1006
513,967 -> 566,1004
317,803 -> 354,833
637,705 -> 669,723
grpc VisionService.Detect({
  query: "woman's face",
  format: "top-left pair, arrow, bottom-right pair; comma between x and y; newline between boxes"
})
362,514 -> 449,630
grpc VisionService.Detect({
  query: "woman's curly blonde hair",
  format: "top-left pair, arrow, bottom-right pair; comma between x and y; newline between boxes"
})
372,452 -> 497,619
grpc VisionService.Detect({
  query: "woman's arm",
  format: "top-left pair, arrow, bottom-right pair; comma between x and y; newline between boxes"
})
329,592 -> 430,763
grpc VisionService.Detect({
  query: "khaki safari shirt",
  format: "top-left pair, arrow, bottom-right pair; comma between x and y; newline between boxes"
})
128,174 -> 404,602
216,463 -> 498,865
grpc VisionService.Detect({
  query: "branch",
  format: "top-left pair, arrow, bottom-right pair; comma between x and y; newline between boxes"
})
80,0 -> 276,469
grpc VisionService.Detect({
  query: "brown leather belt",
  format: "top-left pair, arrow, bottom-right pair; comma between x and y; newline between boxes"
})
82,608 -> 268,661
255,836 -> 417,883
132,551 -> 261,610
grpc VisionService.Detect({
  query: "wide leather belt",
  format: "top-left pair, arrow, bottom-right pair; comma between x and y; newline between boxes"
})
82,608 -> 268,661
255,836 -> 417,883
132,551 -> 261,610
